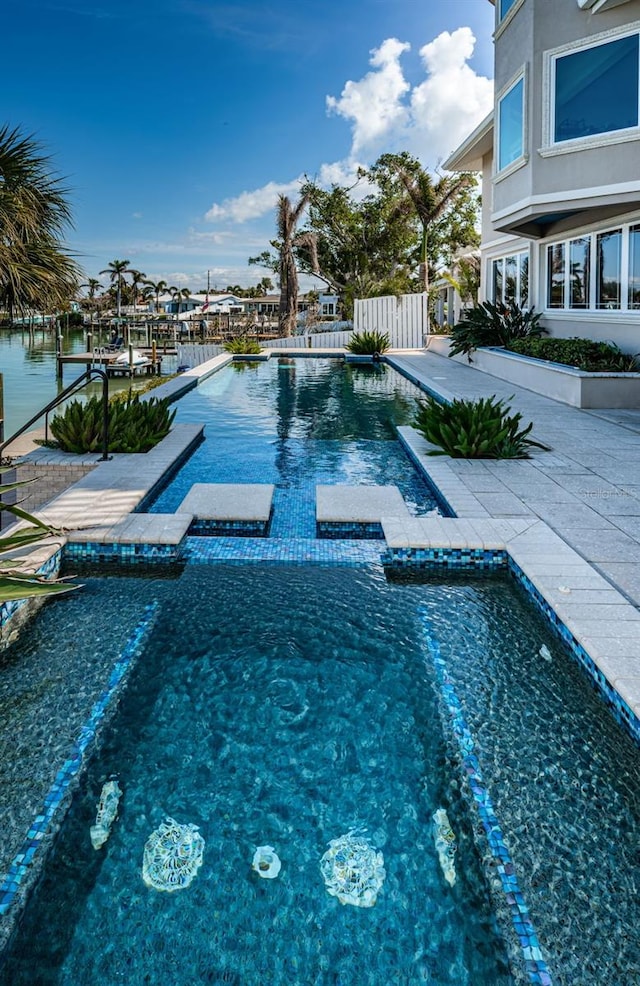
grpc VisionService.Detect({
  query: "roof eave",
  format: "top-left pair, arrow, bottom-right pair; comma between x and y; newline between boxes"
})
442,111 -> 494,173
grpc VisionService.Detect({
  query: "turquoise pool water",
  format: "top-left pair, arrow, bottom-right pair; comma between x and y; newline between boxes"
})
1,565 -> 638,984
148,358 -> 442,530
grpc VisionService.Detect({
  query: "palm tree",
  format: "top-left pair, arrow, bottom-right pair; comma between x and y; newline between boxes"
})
276,193 -> 319,337
80,278 -> 102,302
99,259 -> 131,318
128,268 -> 146,315
168,285 -> 190,316
145,278 -> 168,314
368,153 -> 477,294
0,125 -> 82,318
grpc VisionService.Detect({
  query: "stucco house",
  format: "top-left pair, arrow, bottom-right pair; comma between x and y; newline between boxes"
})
444,0 -> 640,352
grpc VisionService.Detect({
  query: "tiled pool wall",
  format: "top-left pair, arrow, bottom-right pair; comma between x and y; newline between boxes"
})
423,618 -> 553,986
0,603 -> 159,951
395,431 -> 457,518
64,542 -> 186,566
0,548 -> 63,644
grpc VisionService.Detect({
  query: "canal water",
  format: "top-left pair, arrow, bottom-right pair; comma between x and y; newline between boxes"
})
0,328 -> 177,442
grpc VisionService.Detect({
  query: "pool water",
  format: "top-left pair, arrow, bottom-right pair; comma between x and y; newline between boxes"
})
1,564 -> 639,985
148,358 -> 441,533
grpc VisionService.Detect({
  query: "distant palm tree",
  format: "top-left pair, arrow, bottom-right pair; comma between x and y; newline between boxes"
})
0,124 -> 82,318
168,285 -> 190,316
99,259 -> 131,318
145,278 -> 168,314
128,268 -> 146,314
80,278 -> 102,301
276,193 -> 319,336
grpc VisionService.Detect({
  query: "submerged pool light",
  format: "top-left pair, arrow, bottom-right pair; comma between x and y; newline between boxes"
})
252,845 -> 282,879
142,816 -> 205,892
320,831 -> 385,907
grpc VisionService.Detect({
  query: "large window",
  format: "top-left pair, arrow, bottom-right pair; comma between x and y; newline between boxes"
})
545,225 -> 640,311
547,244 -> 565,309
596,230 -> 622,309
498,76 -> 525,171
491,252 -> 529,307
553,33 -> 640,143
630,225 -> 640,310
569,237 -> 590,309
499,0 -> 518,20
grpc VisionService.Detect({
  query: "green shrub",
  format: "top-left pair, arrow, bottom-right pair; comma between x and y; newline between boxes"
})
414,394 -> 550,459
50,395 -> 176,453
223,337 -> 261,354
507,336 -> 640,372
449,302 -> 546,359
346,330 -> 390,355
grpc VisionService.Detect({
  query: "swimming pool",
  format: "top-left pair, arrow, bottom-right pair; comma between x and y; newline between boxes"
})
147,358 -> 442,532
1,561 -> 639,984
1,355 -> 639,985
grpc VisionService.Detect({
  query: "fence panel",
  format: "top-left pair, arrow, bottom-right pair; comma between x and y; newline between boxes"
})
354,294 -> 426,348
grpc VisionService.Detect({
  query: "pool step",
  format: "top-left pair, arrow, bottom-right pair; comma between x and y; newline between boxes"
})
178,483 -> 275,536
316,484 -> 411,539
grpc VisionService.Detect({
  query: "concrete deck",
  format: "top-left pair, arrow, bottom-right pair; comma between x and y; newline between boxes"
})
386,350 -> 640,721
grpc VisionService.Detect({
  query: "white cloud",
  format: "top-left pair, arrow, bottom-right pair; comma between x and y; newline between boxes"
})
409,28 -> 494,165
205,177 -> 303,223
203,28 -> 492,227
326,37 -> 411,156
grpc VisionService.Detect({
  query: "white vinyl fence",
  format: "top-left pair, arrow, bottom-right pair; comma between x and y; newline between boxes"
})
177,344 -> 224,366
353,293 -> 428,349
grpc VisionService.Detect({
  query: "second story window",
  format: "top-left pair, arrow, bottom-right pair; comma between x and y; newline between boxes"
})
499,0 -> 518,19
498,76 -> 525,171
553,32 -> 640,143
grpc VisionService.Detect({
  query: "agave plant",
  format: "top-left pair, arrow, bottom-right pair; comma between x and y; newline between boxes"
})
414,394 -> 551,459
223,337 -> 262,355
0,468 -> 75,603
449,302 -> 546,359
51,395 -> 176,454
346,330 -> 390,355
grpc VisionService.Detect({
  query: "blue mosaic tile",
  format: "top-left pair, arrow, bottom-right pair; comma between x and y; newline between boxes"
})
0,548 -> 64,630
316,521 -> 385,540
0,603 -> 159,918
508,559 -> 640,747
64,542 -> 184,565
190,518 -> 271,537
382,547 -> 507,569
421,614 -> 554,986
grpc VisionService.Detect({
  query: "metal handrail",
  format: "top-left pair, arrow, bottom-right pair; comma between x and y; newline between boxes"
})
0,368 -> 110,462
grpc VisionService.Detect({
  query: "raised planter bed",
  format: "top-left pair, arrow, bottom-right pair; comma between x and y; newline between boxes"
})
425,336 -> 640,409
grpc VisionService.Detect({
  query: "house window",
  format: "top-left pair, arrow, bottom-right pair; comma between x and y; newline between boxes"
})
498,76 -> 525,171
596,230 -> 622,309
547,244 -> 566,308
490,251 -> 529,307
553,33 -> 640,143
545,224 -> 640,311
569,237 -> 590,309
499,0 -> 518,19
630,225 -> 640,310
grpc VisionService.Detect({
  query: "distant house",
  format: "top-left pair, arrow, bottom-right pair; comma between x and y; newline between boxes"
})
444,0 -> 640,352
154,293 -> 245,316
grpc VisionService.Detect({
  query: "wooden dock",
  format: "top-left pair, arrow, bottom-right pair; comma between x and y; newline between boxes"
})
57,349 -> 165,380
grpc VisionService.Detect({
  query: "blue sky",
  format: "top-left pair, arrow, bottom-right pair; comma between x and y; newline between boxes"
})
5,0 -> 495,294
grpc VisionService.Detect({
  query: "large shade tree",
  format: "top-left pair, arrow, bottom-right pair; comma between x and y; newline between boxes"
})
0,125 -> 82,318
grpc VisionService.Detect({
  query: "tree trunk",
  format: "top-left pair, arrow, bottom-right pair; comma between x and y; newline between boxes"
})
279,248 -> 298,337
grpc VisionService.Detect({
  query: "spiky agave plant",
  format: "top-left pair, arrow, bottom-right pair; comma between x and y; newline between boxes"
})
346,330 -> 390,355
0,468 -> 76,602
414,394 -> 551,459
